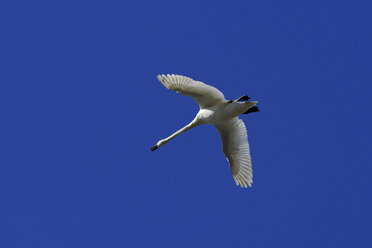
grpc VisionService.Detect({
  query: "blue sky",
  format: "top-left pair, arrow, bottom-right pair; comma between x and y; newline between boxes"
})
1,0 -> 372,247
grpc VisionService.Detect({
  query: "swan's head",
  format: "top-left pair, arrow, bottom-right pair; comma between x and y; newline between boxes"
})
150,139 -> 168,151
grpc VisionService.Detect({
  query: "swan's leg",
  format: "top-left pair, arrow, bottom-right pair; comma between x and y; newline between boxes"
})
237,95 -> 250,102
243,106 -> 259,114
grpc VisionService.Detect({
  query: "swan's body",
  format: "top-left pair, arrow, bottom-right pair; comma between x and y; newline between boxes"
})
151,74 -> 259,188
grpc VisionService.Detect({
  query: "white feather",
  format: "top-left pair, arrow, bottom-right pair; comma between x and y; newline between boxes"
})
157,74 -> 226,108
215,118 -> 253,188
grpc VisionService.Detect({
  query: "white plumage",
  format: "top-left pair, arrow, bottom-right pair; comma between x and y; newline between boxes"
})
151,74 -> 258,188
157,74 -> 225,108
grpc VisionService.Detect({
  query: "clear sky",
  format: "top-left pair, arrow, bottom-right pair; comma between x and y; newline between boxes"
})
1,0 -> 372,247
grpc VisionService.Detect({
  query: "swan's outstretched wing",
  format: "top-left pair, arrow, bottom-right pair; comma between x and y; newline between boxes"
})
157,74 -> 226,108
215,117 -> 253,188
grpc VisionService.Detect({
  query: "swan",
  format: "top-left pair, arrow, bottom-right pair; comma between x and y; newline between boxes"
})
151,74 -> 259,188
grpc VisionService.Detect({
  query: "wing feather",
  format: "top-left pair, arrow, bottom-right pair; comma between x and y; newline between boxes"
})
156,74 -> 226,108
215,117 -> 253,188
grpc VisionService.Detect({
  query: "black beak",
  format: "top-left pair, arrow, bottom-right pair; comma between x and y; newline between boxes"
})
150,145 -> 158,151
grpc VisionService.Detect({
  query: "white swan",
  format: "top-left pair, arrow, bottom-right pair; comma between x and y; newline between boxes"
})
151,74 -> 259,188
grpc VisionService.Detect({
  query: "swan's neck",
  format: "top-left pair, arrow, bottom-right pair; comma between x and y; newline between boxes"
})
161,118 -> 199,145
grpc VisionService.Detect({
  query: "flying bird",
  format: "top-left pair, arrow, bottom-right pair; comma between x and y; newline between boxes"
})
151,74 -> 259,188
